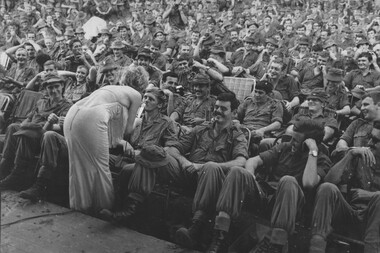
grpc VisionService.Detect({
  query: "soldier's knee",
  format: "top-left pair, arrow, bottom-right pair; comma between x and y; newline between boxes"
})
316,182 -> 340,197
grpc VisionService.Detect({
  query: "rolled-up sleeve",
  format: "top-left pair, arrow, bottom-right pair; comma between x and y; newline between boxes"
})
232,131 -> 249,159
317,153 -> 332,180
167,127 -> 197,155
271,101 -> 283,124
259,143 -> 283,168
163,121 -> 179,146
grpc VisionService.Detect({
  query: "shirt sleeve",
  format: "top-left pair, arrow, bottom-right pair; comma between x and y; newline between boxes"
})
340,119 -> 359,145
339,91 -> 350,108
174,97 -> 190,120
163,120 -> 179,146
167,126 -> 198,155
324,116 -> 338,130
316,153 -> 332,180
232,130 -> 249,159
287,76 -> 300,99
271,101 -> 283,124
259,143 -> 284,168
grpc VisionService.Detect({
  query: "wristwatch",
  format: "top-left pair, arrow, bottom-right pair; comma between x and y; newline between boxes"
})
309,150 -> 318,157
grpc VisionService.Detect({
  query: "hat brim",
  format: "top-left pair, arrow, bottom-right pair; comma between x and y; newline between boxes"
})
100,66 -> 117,73
351,91 -> 365,99
326,76 -> 342,82
210,50 -> 225,54
307,95 -> 325,102
137,53 -> 152,59
203,40 -> 215,46
323,44 -> 336,49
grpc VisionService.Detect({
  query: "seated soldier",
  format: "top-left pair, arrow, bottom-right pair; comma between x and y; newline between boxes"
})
263,58 -> 300,112
98,64 -> 120,88
1,48 -> 36,94
230,36 -> 259,69
171,52 -> 226,96
150,40 -> 167,71
108,87 -> 178,202
309,121 -> 380,253
100,93 -> 248,237
170,72 -> 216,131
63,65 -> 97,103
135,48 -> 162,87
286,88 -> 338,142
333,91 -> 380,161
344,52 -> 380,91
296,51 -> 329,103
25,60 -> 59,92
170,53 -> 194,93
5,41 -> 42,74
160,71 -> 184,116
323,68 -> 350,116
195,45 -> 232,96
236,80 -> 283,154
0,74 -> 72,190
192,120 -> 331,252
101,40 -> 133,69
64,39 -> 95,72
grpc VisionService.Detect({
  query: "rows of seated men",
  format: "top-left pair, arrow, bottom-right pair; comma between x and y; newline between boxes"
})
0,40 -> 379,253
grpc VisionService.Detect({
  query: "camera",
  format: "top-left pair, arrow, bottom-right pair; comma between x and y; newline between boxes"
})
175,85 -> 184,96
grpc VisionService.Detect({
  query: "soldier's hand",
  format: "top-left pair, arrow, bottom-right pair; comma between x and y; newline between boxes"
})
47,113 -> 59,124
351,147 -> 376,167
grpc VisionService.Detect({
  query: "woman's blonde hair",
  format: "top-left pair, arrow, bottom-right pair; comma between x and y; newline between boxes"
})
119,65 -> 149,93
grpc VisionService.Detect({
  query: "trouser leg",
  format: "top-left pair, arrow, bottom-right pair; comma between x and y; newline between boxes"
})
310,182 -> 357,239
128,154 -> 186,203
2,123 -> 21,160
14,134 -> 41,164
38,131 -> 68,180
216,166 -> 257,221
270,176 -> 305,245
192,162 -> 229,220
259,138 -> 276,153
363,192 -> 380,253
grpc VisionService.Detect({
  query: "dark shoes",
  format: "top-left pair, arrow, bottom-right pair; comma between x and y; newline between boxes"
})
0,167 -> 33,191
100,198 -> 141,222
0,158 -> 13,180
175,220 -> 204,249
206,229 -> 228,253
19,178 -> 48,201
